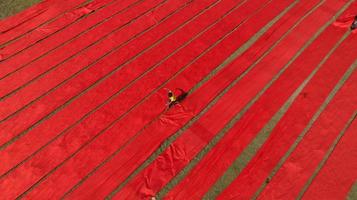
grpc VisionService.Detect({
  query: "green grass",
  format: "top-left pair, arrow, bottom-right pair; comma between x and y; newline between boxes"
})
347,182 -> 357,200
0,0 -> 41,19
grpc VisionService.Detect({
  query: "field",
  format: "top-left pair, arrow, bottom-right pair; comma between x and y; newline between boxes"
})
0,0 -> 356,199
0,0 -> 41,19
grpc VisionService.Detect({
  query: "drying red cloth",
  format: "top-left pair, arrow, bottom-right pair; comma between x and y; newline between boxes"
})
0,0 -> 138,79
167,0 -> 349,198
0,0 -> 188,175
257,69 -> 357,200
22,0 -> 291,198
0,0 -> 203,180
221,32 -> 357,200
0,0 -> 238,197
0,0 -> 108,60
0,0 -> 167,146
222,5 -> 357,199
0,0 -> 163,100
0,0 -> 87,46
116,0 -> 325,198
1,0 -> 355,199
302,117 -> 357,199
59,1 -> 298,199
333,2 -> 357,33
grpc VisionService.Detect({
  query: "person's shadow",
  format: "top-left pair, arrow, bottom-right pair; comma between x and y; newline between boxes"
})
175,88 -> 188,102
351,16 -> 357,30
167,88 -> 188,108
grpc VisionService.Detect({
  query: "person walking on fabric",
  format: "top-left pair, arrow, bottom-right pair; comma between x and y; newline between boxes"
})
166,88 -> 188,108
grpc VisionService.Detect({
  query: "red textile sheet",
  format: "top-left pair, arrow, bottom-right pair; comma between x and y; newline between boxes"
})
167,0 -> 350,199
333,2 -> 357,34
254,50 -> 357,199
0,0 -> 220,178
59,1 -> 297,199
228,4 -> 357,200
0,0 -> 171,146
0,0 -> 254,198
220,31 -> 357,200
0,0 -> 162,99
0,0 -> 115,60
21,0 -> 294,199
116,0 -> 325,198
0,0 -> 355,199
0,0 -> 87,46
0,0 -> 143,81
302,115 -> 357,199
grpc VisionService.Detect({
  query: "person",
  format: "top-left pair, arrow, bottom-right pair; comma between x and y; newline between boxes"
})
351,15 -> 357,30
167,90 -> 176,105
166,88 -> 188,108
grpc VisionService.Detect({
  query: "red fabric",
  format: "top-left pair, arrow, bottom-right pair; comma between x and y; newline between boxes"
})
253,40 -> 357,200
0,0 -> 207,177
0,0 -> 160,99
1,0 -> 355,199
257,70 -> 357,200
0,0 -> 237,198
334,14 -> 356,28
222,4 -> 357,199
302,117 -> 357,199
0,0 -> 139,79
167,0 -> 348,199
219,32 -> 357,200
58,1 -> 298,199
0,0 -> 87,46
116,0 -> 324,198
0,0 -> 113,60
0,0 -> 148,125
20,0 -> 292,199
0,0 -> 189,175
0,0 -> 167,146
333,2 -> 357,33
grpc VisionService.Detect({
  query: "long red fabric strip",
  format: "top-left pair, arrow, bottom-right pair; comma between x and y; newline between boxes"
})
257,69 -> 357,200
0,0 -> 115,60
0,0 -> 142,80
0,0 -> 87,46
166,0 -> 349,198
115,0 -> 323,198
333,2 -> 357,34
0,0 -> 188,125
302,115 -> 357,199
226,5 -> 357,200
0,0 -> 220,176
218,32 -> 357,200
0,0 -> 164,101
0,0 -> 170,146
0,0 -> 250,198
0,0 -> 195,176
17,0 -> 290,198
20,0 -> 274,198
1,0 -> 355,199
54,1 -> 296,199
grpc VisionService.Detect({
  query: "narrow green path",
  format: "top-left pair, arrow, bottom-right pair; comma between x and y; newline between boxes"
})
347,182 -> 357,200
